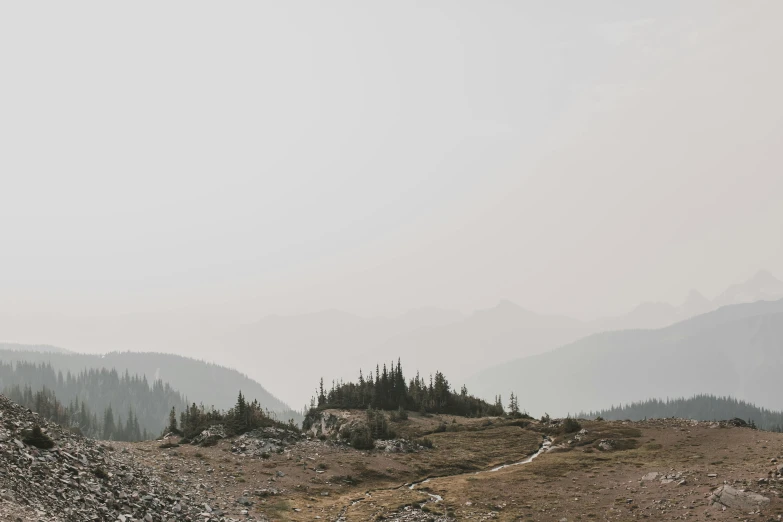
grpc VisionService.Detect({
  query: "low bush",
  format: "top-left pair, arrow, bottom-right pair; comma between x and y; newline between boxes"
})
389,407 -> 409,422
416,437 -> 434,449
563,417 -> 582,434
23,425 -> 54,449
349,424 -> 374,450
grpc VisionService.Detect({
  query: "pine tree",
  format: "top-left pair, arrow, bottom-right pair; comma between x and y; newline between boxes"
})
508,392 -> 520,416
103,405 -> 115,440
168,407 -> 178,434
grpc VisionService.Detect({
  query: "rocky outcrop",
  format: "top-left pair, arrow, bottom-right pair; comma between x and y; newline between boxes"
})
0,394 -> 250,521
710,485 -> 770,512
230,426 -> 302,457
191,424 -> 228,447
303,410 -> 349,439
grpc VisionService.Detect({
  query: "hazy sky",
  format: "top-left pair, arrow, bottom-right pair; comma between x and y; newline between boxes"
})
2,1 -> 781,328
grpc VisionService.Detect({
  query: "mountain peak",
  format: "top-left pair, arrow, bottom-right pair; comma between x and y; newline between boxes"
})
748,269 -> 781,286
713,269 -> 783,307
680,289 -> 713,318
495,299 -> 523,310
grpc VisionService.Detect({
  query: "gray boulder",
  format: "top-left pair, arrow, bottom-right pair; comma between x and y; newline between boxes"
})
710,485 -> 770,512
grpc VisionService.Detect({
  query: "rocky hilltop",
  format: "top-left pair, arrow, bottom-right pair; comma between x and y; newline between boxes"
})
0,394 -> 255,522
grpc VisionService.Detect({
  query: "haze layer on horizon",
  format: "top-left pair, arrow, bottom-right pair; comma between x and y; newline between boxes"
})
2,1 -> 782,339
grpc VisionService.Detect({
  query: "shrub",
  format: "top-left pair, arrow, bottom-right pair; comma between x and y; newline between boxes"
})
349,425 -> 374,450
389,407 -> 409,422
23,425 -> 55,449
434,423 -> 447,433
562,417 -> 582,434
416,437 -> 434,449
366,407 -> 395,440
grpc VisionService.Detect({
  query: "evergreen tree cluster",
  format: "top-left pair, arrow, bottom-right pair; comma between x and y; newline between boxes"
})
582,394 -> 783,432
175,391 -> 297,442
0,361 -> 187,440
311,359 -> 505,417
4,384 -> 149,441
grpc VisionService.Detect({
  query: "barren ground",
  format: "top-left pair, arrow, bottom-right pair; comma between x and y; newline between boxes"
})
122,412 -> 783,521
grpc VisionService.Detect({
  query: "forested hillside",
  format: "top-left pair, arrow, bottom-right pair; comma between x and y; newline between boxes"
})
0,361 -> 187,440
582,394 -> 783,432
0,349 -> 299,424
4,385 -> 149,441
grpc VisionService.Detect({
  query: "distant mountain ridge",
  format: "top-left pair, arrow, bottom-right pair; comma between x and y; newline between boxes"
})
0,342 -> 71,354
466,297 -> 783,417
1,270 -> 778,411
713,269 -> 783,308
229,299 -> 595,409
592,270 -> 783,331
230,270 -> 783,408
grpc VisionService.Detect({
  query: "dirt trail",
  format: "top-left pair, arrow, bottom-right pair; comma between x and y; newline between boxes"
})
338,435 -> 553,519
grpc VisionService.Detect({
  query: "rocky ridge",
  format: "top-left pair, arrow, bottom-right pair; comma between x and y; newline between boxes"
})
0,394 -> 256,522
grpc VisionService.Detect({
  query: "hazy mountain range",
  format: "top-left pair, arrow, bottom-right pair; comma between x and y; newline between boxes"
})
2,270 -> 781,411
466,297 -> 783,417
225,269 -> 783,408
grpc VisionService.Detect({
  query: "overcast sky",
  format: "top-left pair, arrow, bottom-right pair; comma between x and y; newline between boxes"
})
1,1 -> 781,329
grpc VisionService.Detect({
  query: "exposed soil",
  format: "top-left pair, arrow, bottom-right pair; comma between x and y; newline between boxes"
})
116,413 -> 783,521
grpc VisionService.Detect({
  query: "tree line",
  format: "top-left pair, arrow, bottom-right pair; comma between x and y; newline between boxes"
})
310,359 -> 507,417
168,391 -> 297,442
581,394 -> 783,432
0,361 -> 187,439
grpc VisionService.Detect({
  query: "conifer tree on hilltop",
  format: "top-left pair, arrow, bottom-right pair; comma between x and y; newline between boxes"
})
307,359 -> 506,417
168,407 -> 179,434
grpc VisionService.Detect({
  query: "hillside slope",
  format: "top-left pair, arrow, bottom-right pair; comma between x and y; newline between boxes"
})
0,394 -> 245,521
0,342 -> 71,354
0,349 -> 294,418
466,299 -> 783,417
